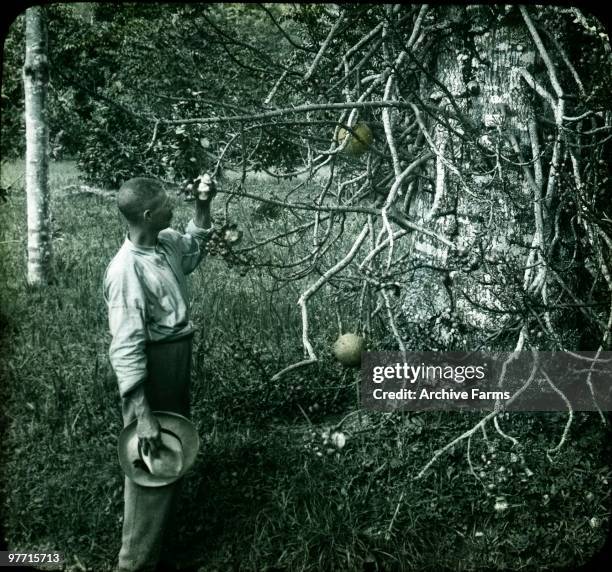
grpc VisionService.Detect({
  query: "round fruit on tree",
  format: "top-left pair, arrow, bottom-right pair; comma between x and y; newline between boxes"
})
222,224 -> 242,244
333,333 -> 365,367
336,122 -> 373,157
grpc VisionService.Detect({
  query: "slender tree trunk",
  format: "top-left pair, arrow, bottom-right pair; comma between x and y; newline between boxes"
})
23,6 -> 52,286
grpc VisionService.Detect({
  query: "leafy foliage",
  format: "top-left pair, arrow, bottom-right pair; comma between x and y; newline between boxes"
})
1,15 -> 25,158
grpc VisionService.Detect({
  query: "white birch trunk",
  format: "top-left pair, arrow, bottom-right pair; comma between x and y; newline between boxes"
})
24,6 -> 52,286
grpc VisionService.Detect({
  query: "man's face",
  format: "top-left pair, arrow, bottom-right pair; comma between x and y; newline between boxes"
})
146,190 -> 174,231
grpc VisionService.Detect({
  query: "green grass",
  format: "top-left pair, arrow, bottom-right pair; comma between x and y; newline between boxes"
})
0,161 -> 610,571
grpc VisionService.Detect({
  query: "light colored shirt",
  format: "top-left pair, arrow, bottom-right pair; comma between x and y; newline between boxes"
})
103,219 -> 212,397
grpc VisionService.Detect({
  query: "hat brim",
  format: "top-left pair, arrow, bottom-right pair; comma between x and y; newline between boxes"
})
118,411 -> 200,487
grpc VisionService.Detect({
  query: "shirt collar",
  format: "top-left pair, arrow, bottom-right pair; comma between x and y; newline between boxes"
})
123,234 -> 159,254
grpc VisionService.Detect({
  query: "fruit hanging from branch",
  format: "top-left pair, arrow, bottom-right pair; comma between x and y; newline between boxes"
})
333,333 -> 366,367
222,223 -> 242,245
336,122 -> 373,157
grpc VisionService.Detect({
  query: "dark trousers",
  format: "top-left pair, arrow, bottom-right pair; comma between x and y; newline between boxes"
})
117,334 -> 193,572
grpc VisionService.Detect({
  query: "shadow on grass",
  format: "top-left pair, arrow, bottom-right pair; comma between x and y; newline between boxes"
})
168,431 -> 295,569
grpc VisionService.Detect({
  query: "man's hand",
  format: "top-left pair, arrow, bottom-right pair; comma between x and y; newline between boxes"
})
194,173 -> 216,229
195,173 -> 217,203
136,409 -> 162,457
125,384 -> 162,457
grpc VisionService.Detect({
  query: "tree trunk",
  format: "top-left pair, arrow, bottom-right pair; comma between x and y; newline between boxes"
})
402,6 -> 540,333
23,6 -> 52,287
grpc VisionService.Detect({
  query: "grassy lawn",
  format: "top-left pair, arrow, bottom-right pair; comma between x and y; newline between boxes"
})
0,161 -> 610,571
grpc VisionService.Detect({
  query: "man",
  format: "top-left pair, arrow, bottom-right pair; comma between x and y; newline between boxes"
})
103,176 -> 215,572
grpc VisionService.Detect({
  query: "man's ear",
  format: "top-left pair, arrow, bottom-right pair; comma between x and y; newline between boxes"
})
143,209 -> 153,221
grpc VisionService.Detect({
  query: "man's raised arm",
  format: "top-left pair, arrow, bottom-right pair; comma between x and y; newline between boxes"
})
178,174 -> 217,274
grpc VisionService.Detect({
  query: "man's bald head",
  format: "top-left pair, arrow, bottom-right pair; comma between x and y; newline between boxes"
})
117,178 -> 165,225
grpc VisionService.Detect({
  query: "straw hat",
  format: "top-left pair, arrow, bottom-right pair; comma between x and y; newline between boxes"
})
118,411 -> 200,487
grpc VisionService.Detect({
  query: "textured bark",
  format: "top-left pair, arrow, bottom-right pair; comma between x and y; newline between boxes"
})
24,6 -> 52,286
402,8 -> 538,331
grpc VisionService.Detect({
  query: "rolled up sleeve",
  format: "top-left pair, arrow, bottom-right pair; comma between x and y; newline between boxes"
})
104,269 -> 148,397
108,305 -> 147,397
180,219 -> 214,275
